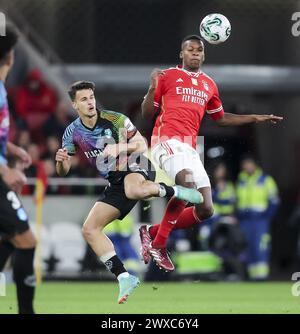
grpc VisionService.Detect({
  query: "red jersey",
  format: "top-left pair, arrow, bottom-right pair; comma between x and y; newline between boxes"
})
151,66 -> 224,148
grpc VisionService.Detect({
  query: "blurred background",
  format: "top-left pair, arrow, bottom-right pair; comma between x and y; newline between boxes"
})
1,0 -> 300,282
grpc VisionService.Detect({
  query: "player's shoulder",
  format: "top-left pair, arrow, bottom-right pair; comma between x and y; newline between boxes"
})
200,71 -> 217,85
156,67 -> 186,84
161,67 -> 182,76
101,109 -> 136,133
200,71 -> 220,93
101,109 -> 131,129
63,118 -> 79,138
163,67 -> 178,72
101,109 -> 126,122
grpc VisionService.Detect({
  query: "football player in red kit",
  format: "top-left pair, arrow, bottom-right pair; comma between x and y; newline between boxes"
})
140,34 -> 283,271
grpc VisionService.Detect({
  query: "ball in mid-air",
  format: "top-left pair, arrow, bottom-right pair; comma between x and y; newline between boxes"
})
200,13 -> 231,45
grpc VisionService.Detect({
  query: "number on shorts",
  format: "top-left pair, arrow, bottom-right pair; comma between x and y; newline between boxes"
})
6,191 -> 21,210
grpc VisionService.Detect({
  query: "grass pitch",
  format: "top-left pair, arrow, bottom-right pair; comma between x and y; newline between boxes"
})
0,281 -> 299,314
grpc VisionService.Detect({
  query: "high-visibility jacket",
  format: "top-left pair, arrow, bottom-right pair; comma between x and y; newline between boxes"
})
213,181 -> 236,216
104,214 -> 134,236
236,168 -> 279,220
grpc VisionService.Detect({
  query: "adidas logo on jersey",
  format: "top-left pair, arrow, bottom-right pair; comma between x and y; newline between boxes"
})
176,78 -> 184,83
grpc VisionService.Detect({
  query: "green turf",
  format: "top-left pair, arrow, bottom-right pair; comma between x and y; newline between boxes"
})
0,282 -> 299,314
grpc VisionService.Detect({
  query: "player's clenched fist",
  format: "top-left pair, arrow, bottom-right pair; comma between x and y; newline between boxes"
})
150,68 -> 165,89
55,148 -> 70,162
55,148 -> 71,177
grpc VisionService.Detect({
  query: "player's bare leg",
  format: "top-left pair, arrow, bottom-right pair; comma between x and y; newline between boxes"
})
10,229 -> 36,249
82,202 -> 139,303
124,172 -> 202,203
82,202 -> 120,256
194,186 -> 214,220
124,173 -> 162,200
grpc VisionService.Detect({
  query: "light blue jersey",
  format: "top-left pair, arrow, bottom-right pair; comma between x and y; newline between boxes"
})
62,109 -> 137,179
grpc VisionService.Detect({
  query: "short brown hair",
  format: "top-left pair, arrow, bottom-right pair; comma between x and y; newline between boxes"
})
68,81 -> 95,101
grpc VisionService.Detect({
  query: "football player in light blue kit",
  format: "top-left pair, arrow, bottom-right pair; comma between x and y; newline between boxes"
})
55,81 -> 203,303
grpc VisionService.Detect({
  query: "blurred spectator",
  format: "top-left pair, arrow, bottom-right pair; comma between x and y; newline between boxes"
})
236,155 -> 280,281
42,158 -> 59,195
211,162 -> 236,219
200,162 -> 246,280
43,158 -> 56,178
27,143 -> 41,165
7,87 -> 28,131
43,100 -> 74,138
15,69 -> 58,141
288,191 -> 300,268
26,143 -> 42,178
42,136 -> 61,160
199,161 -> 236,249
15,129 -> 32,150
66,155 -> 85,177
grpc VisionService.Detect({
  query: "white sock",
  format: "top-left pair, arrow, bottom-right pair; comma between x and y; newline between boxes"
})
117,272 -> 130,281
158,184 -> 167,197
99,251 -> 116,264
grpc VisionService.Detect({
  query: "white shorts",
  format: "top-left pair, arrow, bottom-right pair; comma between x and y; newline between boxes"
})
151,139 -> 211,189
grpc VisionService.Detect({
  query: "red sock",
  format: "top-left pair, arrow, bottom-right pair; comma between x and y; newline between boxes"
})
173,206 -> 202,230
152,197 -> 186,248
149,207 -> 202,238
149,224 -> 159,239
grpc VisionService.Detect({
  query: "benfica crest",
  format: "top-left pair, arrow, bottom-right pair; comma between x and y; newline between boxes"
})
202,80 -> 209,91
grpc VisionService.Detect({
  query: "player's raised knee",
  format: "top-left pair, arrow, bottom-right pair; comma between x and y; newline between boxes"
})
175,170 -> 196,189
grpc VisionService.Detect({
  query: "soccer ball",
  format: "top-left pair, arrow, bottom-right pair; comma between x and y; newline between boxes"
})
199,13 -> 231,45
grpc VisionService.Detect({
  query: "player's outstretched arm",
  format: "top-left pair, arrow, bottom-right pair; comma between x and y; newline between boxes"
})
55,148 -> 71,177
141,69 -> 164,119
216,112 -> 283,126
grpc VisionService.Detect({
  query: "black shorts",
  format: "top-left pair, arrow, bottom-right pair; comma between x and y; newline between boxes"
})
0,178 -> 30,240
98,157 -> 156,220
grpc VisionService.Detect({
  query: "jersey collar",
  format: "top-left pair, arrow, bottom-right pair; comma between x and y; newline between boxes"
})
176,65 -> 202,77
80,110 -> 100,131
